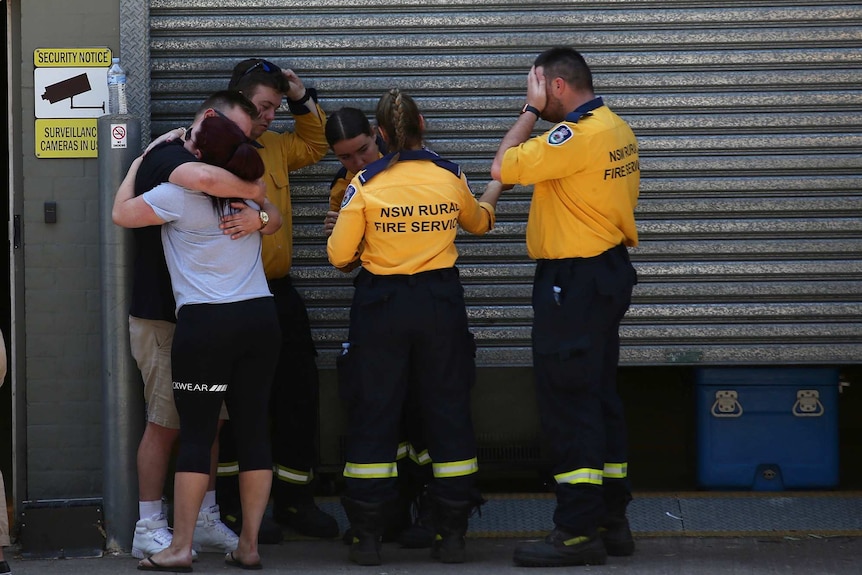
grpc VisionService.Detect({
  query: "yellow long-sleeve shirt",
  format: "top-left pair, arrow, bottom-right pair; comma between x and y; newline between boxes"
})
257,103 -> 328,279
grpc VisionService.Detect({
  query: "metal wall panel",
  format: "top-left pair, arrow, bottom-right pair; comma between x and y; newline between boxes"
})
147,0 -> 862,367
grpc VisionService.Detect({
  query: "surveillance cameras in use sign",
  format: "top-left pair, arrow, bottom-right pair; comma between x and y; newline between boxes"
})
34,47 -> 112,158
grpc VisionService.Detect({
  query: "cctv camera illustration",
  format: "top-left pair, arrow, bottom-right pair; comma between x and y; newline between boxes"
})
41,73 -> 105,112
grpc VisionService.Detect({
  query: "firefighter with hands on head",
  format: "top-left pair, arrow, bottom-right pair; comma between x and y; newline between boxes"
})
327,88 -> 506,566
212,58 -> 339,541
323,107 -> 435,549
490,46 -> 640,568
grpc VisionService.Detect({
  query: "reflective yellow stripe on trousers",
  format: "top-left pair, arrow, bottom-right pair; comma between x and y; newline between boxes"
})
217,461 -> 240,477
276,465 -> 314,485
554,467 -> 604,486
343,461 -> 399,479
408,445 -> 432,466
396,442 -> 410,461
432,457 -> 478,478
603,462 -> 628,480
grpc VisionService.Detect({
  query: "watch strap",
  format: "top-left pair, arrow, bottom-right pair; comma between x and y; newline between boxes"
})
521,104 -> 541,118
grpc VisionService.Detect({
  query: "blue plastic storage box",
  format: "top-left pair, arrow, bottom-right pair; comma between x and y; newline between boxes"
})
695,367 -> 839,490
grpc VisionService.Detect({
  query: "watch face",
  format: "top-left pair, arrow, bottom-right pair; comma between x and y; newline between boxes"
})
260,211 -> 269,225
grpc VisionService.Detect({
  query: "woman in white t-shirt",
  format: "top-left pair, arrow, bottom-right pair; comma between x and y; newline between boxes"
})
114,114 -> 282,571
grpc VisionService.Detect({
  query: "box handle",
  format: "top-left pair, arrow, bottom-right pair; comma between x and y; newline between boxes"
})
792,389 -> 824,417
711,390 -> 743,418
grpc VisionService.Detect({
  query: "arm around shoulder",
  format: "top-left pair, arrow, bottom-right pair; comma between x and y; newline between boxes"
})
170,163 -> 266,204
112,155 -> 165,228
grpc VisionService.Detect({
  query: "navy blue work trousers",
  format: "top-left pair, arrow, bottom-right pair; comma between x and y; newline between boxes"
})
338,267 -> 478,504
531,244 -> 637,535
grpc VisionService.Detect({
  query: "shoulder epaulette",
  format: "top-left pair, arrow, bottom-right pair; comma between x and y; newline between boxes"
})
329,165 -> 349,191
564,97 -> 604,124
359,149 -> 461,184
358,154 -> 393,184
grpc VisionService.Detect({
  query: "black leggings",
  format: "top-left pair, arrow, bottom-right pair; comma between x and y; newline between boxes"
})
172,297 -> 281,474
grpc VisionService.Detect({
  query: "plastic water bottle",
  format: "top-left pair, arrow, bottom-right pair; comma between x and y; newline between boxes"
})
107,57 -> 128,114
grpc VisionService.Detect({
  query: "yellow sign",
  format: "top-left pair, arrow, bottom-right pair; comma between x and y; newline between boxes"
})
34,48 -> 112,68
35,119 -> 98,158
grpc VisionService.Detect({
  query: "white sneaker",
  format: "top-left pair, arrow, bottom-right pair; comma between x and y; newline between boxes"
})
131,516 -> 173,559
193,505 -> 239,553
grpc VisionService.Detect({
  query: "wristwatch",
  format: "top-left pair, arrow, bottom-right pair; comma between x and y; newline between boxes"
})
258,210 -> 270,230
521,103 -> 541,118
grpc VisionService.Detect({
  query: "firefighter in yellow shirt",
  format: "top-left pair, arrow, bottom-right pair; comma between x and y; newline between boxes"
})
323,107 -> 383,274
491,47 -> 640,568
214,59 -> 339,541
328,89 -> 504,566
324,107 -> 436,549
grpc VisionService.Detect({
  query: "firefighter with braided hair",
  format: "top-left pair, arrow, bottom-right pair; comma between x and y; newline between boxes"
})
327,89 -> 505,566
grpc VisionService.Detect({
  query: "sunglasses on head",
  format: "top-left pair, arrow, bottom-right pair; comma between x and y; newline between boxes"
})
241,59 -> 278,78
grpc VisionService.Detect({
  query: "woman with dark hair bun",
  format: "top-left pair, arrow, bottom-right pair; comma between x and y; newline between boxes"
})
322,107 -> 384,272
113,113 -> 282,572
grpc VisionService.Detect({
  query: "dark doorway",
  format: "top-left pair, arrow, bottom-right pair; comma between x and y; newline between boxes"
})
1,0 -> 13,518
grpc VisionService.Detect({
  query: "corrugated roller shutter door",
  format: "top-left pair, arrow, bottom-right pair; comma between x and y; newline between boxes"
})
148,1 -> 862,368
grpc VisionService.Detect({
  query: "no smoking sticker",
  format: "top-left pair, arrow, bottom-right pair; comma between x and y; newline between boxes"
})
111,123 -> 127,149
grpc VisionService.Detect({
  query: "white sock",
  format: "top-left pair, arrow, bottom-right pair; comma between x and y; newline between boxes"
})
139,500 -> 163,521
201,490 -> 217,512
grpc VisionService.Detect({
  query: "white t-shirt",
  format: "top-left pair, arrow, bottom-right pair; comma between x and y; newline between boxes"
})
143,182 -> 272,314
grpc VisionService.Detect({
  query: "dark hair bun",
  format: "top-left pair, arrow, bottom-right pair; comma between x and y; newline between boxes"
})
196,115 -> 265,181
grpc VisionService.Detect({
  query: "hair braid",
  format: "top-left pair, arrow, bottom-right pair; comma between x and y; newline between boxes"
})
393,89 -> 407,151
375,88 -> 422,167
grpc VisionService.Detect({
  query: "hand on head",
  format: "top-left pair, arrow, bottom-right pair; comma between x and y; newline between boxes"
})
282,69 -> 306,101
526,66 -> 548,112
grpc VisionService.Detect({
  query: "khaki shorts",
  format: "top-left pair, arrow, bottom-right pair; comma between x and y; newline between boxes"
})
129,316 -> 228,429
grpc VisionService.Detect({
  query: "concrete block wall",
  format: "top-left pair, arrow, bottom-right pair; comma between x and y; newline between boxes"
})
17,0 -> 119,498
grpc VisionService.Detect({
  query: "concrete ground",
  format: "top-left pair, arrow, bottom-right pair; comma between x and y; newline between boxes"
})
5,535 -> 862,575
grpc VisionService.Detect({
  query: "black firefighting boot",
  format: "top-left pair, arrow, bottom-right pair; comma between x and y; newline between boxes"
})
429,496 -> 475,563
273,480 -> 339,539
341,496 -> 387,566
341,493 -> 411,545
397,488 -> 434,549
600,516 -> 635,556
512,528 -> 607,567
600,482 -> 635,556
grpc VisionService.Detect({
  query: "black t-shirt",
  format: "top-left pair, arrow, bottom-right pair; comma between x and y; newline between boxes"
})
128,140 -> 197,322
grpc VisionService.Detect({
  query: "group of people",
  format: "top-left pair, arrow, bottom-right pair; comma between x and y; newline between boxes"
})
111,45 -> 640,572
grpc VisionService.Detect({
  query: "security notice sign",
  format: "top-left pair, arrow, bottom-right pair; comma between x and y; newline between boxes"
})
34,47 -> 111,158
